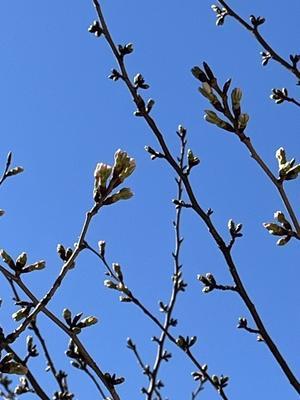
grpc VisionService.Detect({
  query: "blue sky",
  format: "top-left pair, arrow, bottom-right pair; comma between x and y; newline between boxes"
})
0,1 -> 299,399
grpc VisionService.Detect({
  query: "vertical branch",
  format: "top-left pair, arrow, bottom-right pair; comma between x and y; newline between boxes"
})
147,129 -> 187,398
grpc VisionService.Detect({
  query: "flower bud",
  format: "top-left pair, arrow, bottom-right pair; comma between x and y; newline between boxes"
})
238,113 -> 249,129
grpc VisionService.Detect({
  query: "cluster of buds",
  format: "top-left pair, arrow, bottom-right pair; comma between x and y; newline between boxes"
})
270,88 -> 289,104
260,51 -> 271,66
108,68 -> 122,82
192,364 -> 208,384
290,54 -> 300,69
176,335 -> 197,351
172,271 -> 187,292
104,372 -> 125,386
263,211 -> 293,246
88,20 -> 103,37
118,43 -> 133,57
62,309 -> 98,334
211,4 -> 228,26
192,64 -> 250,133
93,149 -> 135,204
276,147 -> 300,181
66,339 -> 86,371
133,73 -> 149,89
104,267 -> 133,302
14,377 -> 33,395
26,336 -> 38,358
187,149 -> 200,172
0,250 -> 45,276
249,15 -> 266,28
197,273 -> 217,293
56,244 -> 75,268
144,145 -> 164,160
0,353 -> 27,376
211,374 -> 229,389
228,219 -> 243,239
12,301 -> 33,322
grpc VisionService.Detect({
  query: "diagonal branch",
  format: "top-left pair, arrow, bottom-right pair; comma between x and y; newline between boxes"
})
217,0 -> 300,80
91,1 -> 300,394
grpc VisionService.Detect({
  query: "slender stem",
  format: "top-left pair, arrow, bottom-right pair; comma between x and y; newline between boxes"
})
91,1 -> 300,394
31,322 -> 65,393
89,244 -> 229,400
217,0 -> 300,80
82,367 -> 106,399
147,134 -> 186,399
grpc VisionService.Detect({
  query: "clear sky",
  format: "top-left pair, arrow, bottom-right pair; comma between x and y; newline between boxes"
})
0,1 -> 299,399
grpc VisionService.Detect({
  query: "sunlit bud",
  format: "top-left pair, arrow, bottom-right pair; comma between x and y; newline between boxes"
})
104,188 -> 134,205
276,236 -> 291,246
113,149 -> 129,176
276,147 -> 286,165
98,240 -> 106,258
204,110 -> 220,124
12,307 -> 28,321
212,375 -> 220,385
119,158 -> 136,182
119,295 -> 132,302
79,316 -> 98,327
273,211 -> 286,224
177,125 -> 187,136
0,249 -> 15,269
94,163 -> 112,188
104,280 -> 118,289
231,88 -> 242,108
238,113 -> 249,129
205,273 -> 216,286
285,164 -> 300,180
2,361 -> 28,375
22,261 -> 45,273
6,166 -> 24,177
187,149 -> 200,168
16,252 -> 27,269
202,82 -> 212,95
63,308 -> 72,322
263,223 -> 286,236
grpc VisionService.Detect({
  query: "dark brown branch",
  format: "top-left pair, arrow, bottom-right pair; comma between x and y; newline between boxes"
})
217,0 -> 300,80
91,1 -> 300,394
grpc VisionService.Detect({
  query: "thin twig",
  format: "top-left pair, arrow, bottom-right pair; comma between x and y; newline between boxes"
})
147,130 -> 187,399
82,367 -> 106,399
91,1 -> 300,394
217,0 -> 300,80
87,243 -> 229,400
